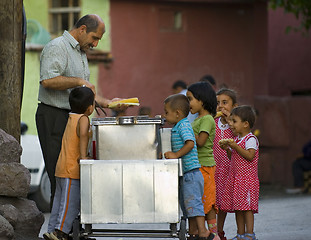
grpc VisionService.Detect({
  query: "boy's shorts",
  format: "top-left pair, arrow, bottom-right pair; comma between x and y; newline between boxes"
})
179,168 -> 205,218
200,166 -> 218,214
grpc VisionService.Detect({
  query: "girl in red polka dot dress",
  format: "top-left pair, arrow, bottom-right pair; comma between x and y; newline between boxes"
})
213,89 -> 238,240
219,106 -> 259,240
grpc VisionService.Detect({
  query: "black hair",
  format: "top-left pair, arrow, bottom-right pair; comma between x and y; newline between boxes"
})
187,82 -> 217,116
172,80 -> 187,90
216,88 -> 238,105
231,105 -> 256,129
74,15 -> 100,33
164,94 -> 190,118
138,106 -> 151,116
200,74 -> 216,86
20,122 -> 28,135
69,87 -> 95,114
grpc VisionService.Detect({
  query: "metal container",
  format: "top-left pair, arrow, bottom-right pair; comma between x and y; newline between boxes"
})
80,159 -> 180,224
80,118 -> 182,226
92,116 -> 165,160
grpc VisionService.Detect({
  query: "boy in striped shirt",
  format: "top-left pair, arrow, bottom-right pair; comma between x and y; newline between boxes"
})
164,94 -> 216,240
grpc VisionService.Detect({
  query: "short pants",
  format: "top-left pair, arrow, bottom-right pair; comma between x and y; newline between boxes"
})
179,168 -> 205,218
200,166 -> 218,214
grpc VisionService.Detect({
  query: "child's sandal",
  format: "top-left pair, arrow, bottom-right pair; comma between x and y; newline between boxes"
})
198,233 -> 216,240
244,233 -> 257,240
187,235 -> 199,240
229,234 -> 245,240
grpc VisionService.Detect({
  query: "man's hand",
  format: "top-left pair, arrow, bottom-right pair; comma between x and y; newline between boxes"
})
95,96 -> 129,111
82,80 -> 95,94
108,98 -> 130,111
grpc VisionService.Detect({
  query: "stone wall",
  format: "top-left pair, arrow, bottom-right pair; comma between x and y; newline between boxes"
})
0,129 -> 44,239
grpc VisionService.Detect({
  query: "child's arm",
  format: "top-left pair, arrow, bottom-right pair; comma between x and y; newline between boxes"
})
164,140 -> 194,159
77,115 -> 91,160
228,141 -> 256,161
195,131 -> 209,147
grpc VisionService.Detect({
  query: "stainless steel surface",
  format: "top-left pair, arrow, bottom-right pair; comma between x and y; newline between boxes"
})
80,159 -> 180,224
118,116 -> 135,125
92,117 -> 164,160
92,116 -> 164,126
159,128 -> 171,156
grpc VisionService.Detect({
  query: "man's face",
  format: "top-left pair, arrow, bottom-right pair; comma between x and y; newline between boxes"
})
79,23 -> 105,52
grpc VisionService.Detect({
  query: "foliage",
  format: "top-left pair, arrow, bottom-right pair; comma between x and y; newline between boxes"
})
270,0 -> 311,35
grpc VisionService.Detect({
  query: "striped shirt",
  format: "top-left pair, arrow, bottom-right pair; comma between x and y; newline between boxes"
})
38,30 -> 90,110
171,118 -> 201,173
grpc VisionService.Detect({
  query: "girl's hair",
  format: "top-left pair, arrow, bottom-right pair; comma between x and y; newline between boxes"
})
69,87 -> 95,114
187,82 -> 217,116
164,94 -> 190,118
231,105 -> 256,129
216,88 -> 238,105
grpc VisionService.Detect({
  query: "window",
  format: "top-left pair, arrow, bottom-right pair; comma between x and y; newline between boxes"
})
49,0 -> 81,37
159,9 -> 184,32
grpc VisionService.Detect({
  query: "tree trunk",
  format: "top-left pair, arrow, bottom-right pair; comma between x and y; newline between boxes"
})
0,0 -> 23,141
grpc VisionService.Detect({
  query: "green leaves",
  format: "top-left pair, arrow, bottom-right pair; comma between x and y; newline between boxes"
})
270,0 -> 311,35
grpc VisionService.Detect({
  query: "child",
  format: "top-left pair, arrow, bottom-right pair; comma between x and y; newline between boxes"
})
43,86 -> 95,240
213,88 -> 238,240
163,94 -> 216,240
219,106 -> 259,240
186,82 -> 219,238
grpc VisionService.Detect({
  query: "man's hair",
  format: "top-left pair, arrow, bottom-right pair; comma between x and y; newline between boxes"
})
69,87 -> 95,114
231,105 -> 256,129
138,106 -> 151,116
172,80 -> 187,90
74,15 -> 100,33
188,81 -> 217,116
164,94 -> 190,118
200,74 -> 216,86
216,88 -> 238,105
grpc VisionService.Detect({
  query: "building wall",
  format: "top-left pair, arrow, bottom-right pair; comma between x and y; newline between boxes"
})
98,0 -> 267,117
268,8 -> 311,96
255,8 -> 311,186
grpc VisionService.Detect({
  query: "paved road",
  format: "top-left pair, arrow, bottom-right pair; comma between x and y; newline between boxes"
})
39,190 -> 311,240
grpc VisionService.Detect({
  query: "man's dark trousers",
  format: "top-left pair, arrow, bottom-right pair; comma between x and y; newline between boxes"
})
36,103 -> 69,210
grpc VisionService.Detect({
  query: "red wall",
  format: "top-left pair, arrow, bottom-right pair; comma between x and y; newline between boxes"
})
98,0 -> 267,117
268,8 -> 311,96
254,8 -> 311,186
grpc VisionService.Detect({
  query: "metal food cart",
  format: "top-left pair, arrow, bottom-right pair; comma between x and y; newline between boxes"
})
72,116 -> 186,240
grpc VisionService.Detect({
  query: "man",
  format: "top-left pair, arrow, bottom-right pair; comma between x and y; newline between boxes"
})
200,75 -> 217,91
172,80 -> 188,95
36,14 -> 123,208
286,140 -> 311,194
171,80 -> 197,123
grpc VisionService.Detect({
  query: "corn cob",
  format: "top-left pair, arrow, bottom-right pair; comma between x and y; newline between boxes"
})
214,111 -> 223,118
108,97 -> 140,108
219,138 -> 234,145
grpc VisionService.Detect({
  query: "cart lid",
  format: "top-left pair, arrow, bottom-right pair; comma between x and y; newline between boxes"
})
92,116 -> 164,125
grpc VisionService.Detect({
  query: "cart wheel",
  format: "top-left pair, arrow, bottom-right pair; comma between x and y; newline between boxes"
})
179,216 -> 187,240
